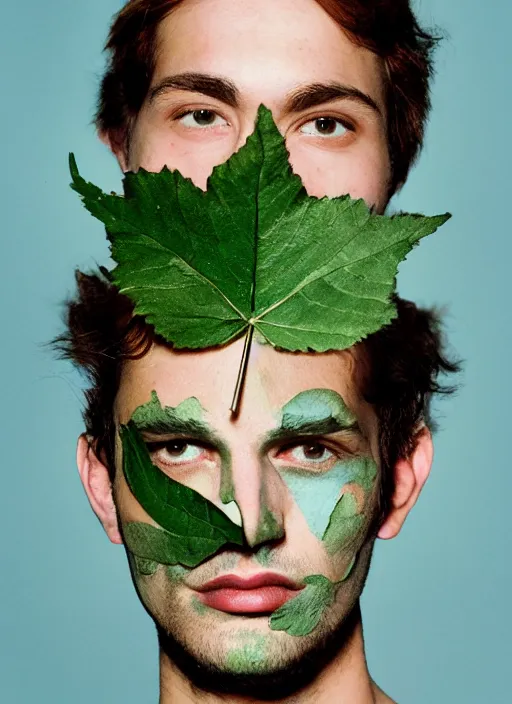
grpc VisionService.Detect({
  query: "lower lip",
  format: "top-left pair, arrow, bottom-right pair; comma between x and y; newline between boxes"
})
198,586 -> 298,614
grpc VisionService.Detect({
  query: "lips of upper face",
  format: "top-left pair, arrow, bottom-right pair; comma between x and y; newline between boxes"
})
195,572 -> 303,614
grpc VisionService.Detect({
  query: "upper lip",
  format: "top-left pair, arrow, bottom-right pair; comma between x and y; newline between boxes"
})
197,572 -> 301,592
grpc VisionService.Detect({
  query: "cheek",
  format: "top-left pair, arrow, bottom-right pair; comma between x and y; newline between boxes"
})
288,140 -> 391,208
128,114 -> 237,188
128,554 -> 190,626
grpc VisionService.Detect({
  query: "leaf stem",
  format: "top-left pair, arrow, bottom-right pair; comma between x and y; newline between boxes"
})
230,324 -> 255,416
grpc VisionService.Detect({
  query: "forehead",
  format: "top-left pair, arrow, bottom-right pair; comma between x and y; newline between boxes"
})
153,0 -> 386,107
116,338 -> 367,432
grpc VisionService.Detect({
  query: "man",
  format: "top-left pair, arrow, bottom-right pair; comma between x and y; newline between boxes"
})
97,0 -> 438,210
58,113 -> 458,701
59,285 -> 456,704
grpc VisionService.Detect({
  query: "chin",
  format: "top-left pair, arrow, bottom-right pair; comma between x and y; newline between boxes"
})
155,596 -> 362,700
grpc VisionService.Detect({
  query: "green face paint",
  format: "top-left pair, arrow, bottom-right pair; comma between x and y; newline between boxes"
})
268,389 -> 378,638
131,390 -> 205,431
253,505 -> 285,545
281,460 -> 365,539
225,634 -> 270,674
281,388 -> 356,434
191,595 -> 210,616
165,564 -> 189,582
322,458 -> 377,555
277,389 -> 377,539
122,389 -> 377,640
133,555 -> 158,576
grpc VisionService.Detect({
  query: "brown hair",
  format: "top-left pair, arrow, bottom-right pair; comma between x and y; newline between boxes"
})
54,271 -> 459,523
96,0 -> 440,196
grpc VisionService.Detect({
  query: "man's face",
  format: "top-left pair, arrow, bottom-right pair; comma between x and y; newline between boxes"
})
124,0 -> 391,211
113,337 -> 381,678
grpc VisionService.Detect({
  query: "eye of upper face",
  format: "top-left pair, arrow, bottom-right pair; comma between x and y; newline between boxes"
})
299,116 -> 351,138
177,108 -> 230,129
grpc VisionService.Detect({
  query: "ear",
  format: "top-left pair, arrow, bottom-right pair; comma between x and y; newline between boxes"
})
77,434 -> 123,544
98,129 -> 129,172
377,426 -> 433,540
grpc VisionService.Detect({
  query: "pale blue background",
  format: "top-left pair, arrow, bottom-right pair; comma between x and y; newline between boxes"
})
1,0 -> 510,701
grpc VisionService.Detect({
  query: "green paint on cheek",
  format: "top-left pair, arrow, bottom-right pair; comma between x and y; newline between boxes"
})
322,457 -> 377,554
323,492 -> 363,555
131,390 -> 204,427
165,564 -> 188,582
225,634 -> 269,674
281,388 -> 356,432
282,458 -> 369,539
341,555 -> 356,581
133,555 -> 158,576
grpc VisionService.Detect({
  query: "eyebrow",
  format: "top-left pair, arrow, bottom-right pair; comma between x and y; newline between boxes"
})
133,417 -> 223,446
264,418 -> 362,446
149,72 -> 240,107
284,81 -> 382,117
148,72 -> 381,118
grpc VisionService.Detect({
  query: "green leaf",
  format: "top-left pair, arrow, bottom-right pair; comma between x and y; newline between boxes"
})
120,422 -> 244,566
70,105 -> 450,354
124,521 -> 217,568
269,574 -> 336,637
322,493 -> 364,556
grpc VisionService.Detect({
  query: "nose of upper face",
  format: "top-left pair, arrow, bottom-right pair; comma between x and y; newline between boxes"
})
226,449 -> 287,549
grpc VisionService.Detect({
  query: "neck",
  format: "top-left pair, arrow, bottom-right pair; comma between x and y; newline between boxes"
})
158,608 -> 393,704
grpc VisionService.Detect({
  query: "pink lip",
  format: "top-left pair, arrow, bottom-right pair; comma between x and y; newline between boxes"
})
196,573 -> 302,615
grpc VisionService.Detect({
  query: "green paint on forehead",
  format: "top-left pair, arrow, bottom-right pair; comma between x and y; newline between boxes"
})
131,390 -> 204,429
282,457 -> 375,539
281,388 -> 356,433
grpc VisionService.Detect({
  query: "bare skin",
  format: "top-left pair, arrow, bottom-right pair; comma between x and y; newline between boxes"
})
107,0 -> 392,211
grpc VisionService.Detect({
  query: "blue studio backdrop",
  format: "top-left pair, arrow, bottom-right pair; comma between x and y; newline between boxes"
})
1,0 -> 510,701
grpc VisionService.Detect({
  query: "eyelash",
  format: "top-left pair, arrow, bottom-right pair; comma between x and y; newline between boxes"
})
300,115 -> 355,132
144,437 -> 352,473
171,108 -> 356,135
276,438 -> 349,459
172,107 -> 230,125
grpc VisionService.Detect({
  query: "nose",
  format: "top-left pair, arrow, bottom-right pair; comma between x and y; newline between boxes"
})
226,452 -> 286,549
234,105 -> 284,155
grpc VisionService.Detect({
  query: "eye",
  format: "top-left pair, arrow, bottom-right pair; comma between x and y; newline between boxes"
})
177,109 -> 228,129
289,442 -> 335,463
150,440 -> 205,466
299,117 -> 351,138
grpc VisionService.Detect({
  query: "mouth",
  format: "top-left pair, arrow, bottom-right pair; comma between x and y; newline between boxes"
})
195,572 -> 303,615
